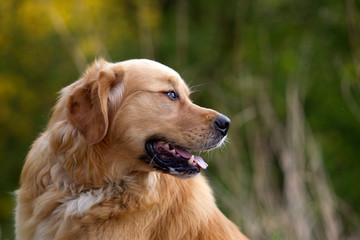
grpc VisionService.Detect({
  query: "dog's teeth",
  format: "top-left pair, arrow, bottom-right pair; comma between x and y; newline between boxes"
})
164,143 -> 170,149
188,155 -> 195,165
170,149 -> 176,154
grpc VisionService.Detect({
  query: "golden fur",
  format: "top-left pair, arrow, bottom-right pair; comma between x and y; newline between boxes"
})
15,59 -> 248,240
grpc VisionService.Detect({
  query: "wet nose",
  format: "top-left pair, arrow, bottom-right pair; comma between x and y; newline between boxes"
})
214,115 -> 231,136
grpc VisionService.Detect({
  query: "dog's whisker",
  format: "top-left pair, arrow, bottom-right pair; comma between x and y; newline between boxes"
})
188,83 -> 205,94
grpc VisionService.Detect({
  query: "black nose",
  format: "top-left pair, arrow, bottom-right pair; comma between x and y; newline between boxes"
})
214,115 -> 231,136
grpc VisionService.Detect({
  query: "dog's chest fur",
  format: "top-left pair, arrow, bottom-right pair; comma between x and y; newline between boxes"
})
33,173 -> 217,240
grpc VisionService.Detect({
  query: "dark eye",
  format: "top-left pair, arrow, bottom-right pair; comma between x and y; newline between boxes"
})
167,91 -> 179,100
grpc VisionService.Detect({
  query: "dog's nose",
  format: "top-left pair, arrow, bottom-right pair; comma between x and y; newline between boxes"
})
214,115 -> 231,136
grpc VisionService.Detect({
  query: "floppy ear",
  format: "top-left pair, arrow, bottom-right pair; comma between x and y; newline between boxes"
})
68,61 -> 124,145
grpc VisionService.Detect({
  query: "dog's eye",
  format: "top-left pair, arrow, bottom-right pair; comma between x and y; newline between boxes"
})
167,91 -> 179,100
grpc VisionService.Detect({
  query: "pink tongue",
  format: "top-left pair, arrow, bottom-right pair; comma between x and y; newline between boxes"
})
194,156 -> 208,169
175,147 -> 192,159
175,147 -> 208,169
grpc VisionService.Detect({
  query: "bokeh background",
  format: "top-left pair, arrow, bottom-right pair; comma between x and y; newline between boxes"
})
1,0 -> 360,239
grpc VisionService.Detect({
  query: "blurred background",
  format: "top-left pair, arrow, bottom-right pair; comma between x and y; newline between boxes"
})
1,0 -> 360,239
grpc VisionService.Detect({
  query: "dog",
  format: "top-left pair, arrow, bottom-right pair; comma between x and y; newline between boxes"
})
15,59 -> 248,240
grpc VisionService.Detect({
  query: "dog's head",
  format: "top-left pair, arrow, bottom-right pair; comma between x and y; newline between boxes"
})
50,59 -> 230,185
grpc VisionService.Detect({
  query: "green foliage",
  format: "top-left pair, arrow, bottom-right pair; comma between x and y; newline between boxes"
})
1,0 -> 360,239
270,229 -> 282,240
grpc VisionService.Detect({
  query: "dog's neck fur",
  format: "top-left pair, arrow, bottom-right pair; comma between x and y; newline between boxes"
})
54,170 -> 160,220
21,130 -> 157,203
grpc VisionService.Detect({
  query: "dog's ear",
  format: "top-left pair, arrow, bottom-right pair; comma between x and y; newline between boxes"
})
68,60 -> 124,145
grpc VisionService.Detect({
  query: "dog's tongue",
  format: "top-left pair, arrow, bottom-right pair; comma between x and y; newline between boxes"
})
175,147 -> 208,169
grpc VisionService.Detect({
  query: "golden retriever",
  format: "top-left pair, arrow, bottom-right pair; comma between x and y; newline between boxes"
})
15,59 -> 248,240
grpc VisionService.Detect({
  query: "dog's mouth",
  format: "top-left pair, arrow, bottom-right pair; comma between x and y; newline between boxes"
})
144,139 -> 208,178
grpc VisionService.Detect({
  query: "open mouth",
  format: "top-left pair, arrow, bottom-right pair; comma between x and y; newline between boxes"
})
145,139 -> 208,177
